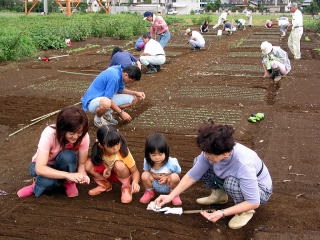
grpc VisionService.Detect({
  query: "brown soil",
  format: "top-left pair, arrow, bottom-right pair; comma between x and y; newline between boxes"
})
0,25 -> 320,240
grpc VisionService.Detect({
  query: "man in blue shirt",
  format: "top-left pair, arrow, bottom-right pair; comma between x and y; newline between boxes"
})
81,65 -> 145,127
109,47 -> 141,69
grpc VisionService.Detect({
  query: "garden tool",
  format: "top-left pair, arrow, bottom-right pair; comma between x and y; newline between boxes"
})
146,201 -> 215,215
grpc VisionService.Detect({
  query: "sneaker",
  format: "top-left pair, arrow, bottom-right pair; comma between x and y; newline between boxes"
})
172,195 -> 182,206
228,210 -> 255,229
196,189 -> 228,205
93,115 -> 109,128
139,189 -> 155,204
155,65 -> 161,71
64,181 -> 78,197
121,186 -> 132,204
103,112 -> 118,125
146,65 -> 157,74
17,183 -> 35,198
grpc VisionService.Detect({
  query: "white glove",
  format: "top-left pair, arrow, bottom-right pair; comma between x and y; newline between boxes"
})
158,207 -> 183,215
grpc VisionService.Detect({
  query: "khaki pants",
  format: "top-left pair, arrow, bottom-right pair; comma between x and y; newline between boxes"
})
288,27 -> 303,59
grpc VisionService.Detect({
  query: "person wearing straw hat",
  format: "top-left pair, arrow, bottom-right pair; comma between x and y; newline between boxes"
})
260,41 -> 291,83
143,11 -> 171,48
185,28 -> 205,50
288,2 -> 303,60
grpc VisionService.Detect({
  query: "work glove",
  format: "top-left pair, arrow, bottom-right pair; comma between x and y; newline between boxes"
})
157,207 -> 183,215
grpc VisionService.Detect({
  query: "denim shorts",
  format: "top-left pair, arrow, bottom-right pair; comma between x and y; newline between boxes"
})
153,180 -> 170,194
88,94 -> 135,113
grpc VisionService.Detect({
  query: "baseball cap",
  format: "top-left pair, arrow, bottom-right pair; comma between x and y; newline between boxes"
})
143,11 -> 153,20
185,28 -> 192,35
290,2 -> 298,7
260,41 -> 273,55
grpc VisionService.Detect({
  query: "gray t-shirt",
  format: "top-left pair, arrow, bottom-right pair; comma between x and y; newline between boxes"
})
187,143 -> 272,204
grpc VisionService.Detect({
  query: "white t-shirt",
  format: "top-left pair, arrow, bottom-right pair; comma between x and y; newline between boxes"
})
191,31 -> 205,45
144,39 -> 165,56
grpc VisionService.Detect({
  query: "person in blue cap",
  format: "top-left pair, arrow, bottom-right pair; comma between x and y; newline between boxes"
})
143,11 -> 171,48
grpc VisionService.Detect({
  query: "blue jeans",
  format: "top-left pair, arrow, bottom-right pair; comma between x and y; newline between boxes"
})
87,94 -> 135,113
159,31 -> 171,48
29,150 -> 77,197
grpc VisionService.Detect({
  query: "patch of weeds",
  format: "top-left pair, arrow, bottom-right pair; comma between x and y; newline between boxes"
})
314,48 -> 320,54
305,36 -> 311,41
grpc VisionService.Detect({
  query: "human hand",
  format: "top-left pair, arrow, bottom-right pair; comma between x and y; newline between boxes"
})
154,194 -> 172,207
158,175 -> 169,185
200,209 -> 223,223
131,181 -> 140,193
136,91 -> 145,100
263,72 -> 270,78
103,167 -> 111,178
67,172 -> 90,184
120,111 -> 132,121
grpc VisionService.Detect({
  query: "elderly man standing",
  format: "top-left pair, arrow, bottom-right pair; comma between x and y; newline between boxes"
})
140,32 -> 166,74
143,11 -> 171,48
288,2 -> 303,60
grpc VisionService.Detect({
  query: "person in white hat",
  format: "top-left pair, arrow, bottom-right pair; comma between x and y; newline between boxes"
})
260,41 -> 291,83
288,2 -> 303,59
140,32 -> 166,74
185,28 -> 205,50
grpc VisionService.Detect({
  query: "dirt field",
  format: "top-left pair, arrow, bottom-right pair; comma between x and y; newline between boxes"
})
0,24 -> 320,240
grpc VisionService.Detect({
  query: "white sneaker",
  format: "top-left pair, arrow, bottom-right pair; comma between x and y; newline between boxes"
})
93,115 -> 109,128
196,189 -> 228,205
228,210 -> 255,229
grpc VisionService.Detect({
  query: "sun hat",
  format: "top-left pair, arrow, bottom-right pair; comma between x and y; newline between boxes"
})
185,28 -> 192,35
260,41 -> 273,55
143,11 -> 153,20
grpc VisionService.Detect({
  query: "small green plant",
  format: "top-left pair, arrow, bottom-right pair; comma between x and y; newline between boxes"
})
305,36 -> 311,41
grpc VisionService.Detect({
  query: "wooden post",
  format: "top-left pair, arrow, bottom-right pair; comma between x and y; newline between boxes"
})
66,0 -> 71,16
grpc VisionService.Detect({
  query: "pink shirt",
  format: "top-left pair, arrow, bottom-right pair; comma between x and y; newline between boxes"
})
150,15 -> 169,38
32,125 -> 90,164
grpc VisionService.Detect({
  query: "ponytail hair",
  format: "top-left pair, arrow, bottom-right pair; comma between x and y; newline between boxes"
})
91,126 -> 129,165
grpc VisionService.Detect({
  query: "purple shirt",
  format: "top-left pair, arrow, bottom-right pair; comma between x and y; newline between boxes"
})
109,51 -> 138,68
187,143 -> 272,204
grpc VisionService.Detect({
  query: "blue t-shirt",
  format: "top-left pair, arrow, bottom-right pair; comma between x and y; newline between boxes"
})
81,65 -> 125,111
143,156 -> 181,174
109,51 -> 138,68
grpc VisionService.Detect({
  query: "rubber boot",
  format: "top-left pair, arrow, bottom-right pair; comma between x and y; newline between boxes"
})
228,210 -> 255,229
88,179 -> 112,196
118,176 -> 132,203
196,189 -> 228,205
17,183 -> 35,198
64,181 -> 78,197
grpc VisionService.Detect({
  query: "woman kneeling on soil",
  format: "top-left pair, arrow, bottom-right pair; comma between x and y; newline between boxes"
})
17,106 -> 90,198
261,41 -> 291,83
155,120 -> 273,229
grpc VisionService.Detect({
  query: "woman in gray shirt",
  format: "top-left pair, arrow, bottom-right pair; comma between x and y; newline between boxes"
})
155,120 -> 272,229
